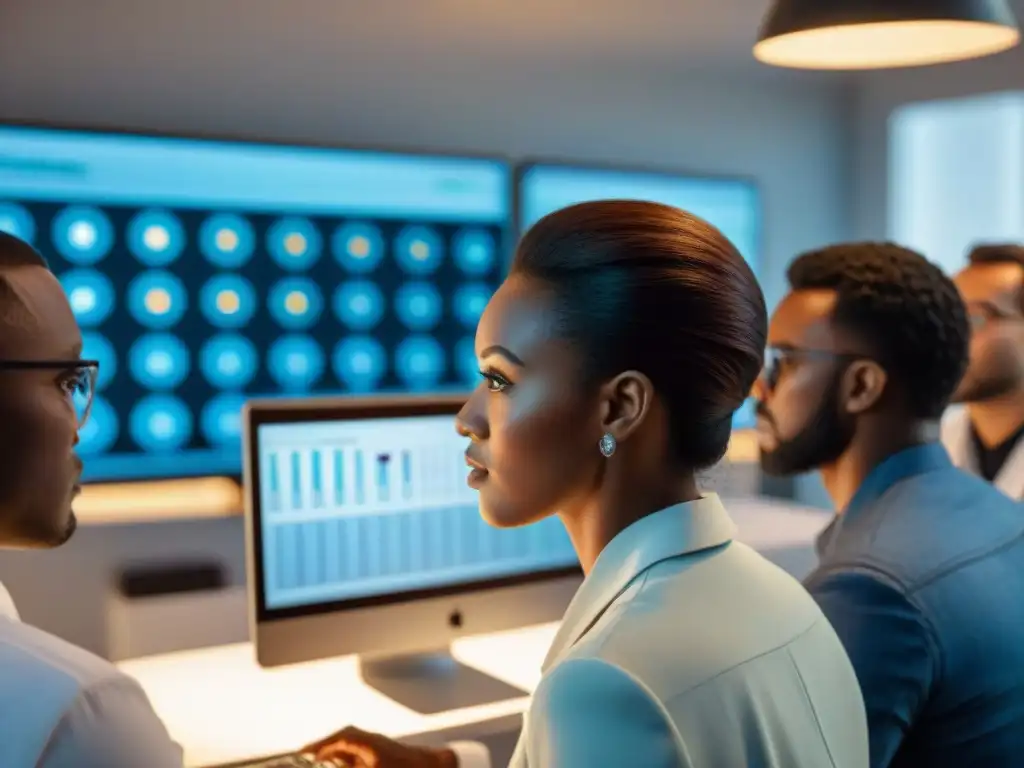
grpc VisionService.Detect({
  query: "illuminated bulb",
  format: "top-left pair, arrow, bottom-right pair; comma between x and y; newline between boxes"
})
409,240 -> 430,261
754,0 -> 1020,70
284,291 -> 309,315
215,228 -> 239,252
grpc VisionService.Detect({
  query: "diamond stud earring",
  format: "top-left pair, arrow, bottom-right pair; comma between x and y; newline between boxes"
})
599,432 -> 617,458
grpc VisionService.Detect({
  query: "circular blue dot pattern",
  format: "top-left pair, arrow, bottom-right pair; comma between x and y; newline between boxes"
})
52,206 -> 114,265
129,394 -> 193,452
127,209 -> 186,266
200,273 -> 257,329
332,222 -> 384,274
267,217 -> 322,271
268,335 -> 325,391
452,282 -> 492,328
333,336 -> 387,392
200,334 -> 258,390
128,270 -> 188,329
60,269 -> 116,328
200,213 -> 255,268
268,277 -> 323,330
453,228 -> 497,275
394,281 -> 442,331
395,225 -> 444,275
201,393 -> 247,446
395,335 -> 445,390
333,280 -> 385,331
0,203 -> 36,244
129,333 -> 191,391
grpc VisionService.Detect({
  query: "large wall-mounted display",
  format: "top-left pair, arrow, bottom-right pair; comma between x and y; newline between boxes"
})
0,126 -> 511,481
517,162 -> 761,428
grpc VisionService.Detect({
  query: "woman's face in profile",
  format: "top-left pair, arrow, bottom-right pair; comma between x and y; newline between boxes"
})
456,275 -> 603,528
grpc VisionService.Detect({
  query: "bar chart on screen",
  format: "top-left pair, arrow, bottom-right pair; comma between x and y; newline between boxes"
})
257,416 -> 577,609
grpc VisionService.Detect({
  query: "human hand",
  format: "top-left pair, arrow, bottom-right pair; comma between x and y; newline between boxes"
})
302,726 -> 457,768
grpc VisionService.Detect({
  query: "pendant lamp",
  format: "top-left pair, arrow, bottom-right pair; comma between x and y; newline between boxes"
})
754,0 -> 1020,70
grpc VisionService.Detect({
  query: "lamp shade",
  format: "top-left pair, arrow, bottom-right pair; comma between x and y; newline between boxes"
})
754,0 -> 1020,70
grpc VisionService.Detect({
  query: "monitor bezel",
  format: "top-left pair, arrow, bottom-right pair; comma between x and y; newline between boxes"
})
0,119 -> 517,485
244,394 -> 582,624
513,158 -> 763,274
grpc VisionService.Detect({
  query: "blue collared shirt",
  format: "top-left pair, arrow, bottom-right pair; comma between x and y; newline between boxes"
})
807,443 -> 1024,768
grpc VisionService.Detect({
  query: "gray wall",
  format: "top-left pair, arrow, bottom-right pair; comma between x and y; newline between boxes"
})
0,6 -> 855,654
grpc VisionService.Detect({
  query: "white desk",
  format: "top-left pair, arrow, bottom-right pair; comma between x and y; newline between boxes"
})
118,495 -> 830,767
118,622 -> 558,767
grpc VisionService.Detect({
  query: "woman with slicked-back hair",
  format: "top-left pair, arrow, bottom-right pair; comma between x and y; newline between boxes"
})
304,202 -> 869,768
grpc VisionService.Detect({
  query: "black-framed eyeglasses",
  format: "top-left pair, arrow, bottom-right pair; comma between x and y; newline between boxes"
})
761,346 -> 863,393
0,359 -> 99,428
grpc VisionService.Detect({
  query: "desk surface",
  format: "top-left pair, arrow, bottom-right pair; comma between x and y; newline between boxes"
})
117,494 -> 830,767
119,623 -> 559,767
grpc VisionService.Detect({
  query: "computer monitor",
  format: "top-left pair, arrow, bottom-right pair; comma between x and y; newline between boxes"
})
517,161 -> 761,429
0,123 -> 511,482
243,394 -> 582,714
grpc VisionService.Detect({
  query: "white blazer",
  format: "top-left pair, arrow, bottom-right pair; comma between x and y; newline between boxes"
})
500,494 -> 868,768
941,406 -> 1024,500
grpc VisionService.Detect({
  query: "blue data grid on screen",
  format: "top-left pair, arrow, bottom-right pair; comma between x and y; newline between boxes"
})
257,415 -> 578,611
0,202 -> 36,244
395,335 -> 445,390
454,336 -> 479,386
51,206 -> 114,265
268,217 -> 322,271
0,125 -> 511,482
269,335 -> 326,391
127,270 -> 189,329
453,283 -> 492,328
200,334 -> 258,389
519,166 -> 760,270
333,280 -> 385,331
333,222 -> 384,274
453,228 -> 496,275
60,269 -> 116,327
128,333 -> 191,391
127,209 -> 186,267
333,336 -> 387,392
394,281 -> 442,331
199,213 -> 255,268
129,394 -> 194,452
395,225 -> 445,275
268,277 -> 324,330
201,392 -> 246,446
200,273 -> 257,329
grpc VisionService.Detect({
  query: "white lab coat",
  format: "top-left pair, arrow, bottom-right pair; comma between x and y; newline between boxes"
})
941,406 -> 1024,500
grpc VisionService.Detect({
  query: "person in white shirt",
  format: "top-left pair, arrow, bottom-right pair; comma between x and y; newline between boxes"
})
941,244 -> 1024,499
300,201 -> 869,768
0,231 -> 184,768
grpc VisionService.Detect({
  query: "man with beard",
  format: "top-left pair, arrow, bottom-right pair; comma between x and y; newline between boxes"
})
754,242 -> 1024,768
0,232 -> 183,767
941,244 -> 1024,499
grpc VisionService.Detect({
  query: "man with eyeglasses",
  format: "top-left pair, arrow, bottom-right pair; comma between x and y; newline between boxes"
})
941,244 -> 1024,499
0,232 -> 183,767
753,242 -> 1024,768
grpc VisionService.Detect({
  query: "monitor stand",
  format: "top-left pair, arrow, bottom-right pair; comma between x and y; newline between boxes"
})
357,648 -> 528,715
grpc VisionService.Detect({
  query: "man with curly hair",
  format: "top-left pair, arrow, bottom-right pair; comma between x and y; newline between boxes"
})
942,244 -> 1024,499
754,242 -> 1024,768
